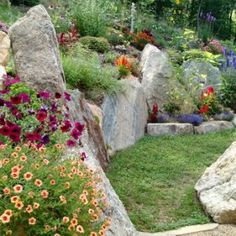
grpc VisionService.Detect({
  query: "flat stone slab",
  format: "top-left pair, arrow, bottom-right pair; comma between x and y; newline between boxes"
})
138,223 -> 219,236
194,121 -> 234,134
147,123 -> 194,136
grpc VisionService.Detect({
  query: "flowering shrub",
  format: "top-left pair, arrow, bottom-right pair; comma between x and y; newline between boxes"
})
203,39 -> 223,55
114,55 -> 132,78
58,25 -> 79,48
148,103 -> 158,123
130,30 -> 155,50
0,75 -> 84,147
198,86 -> 221,116
0,144 -> 110,235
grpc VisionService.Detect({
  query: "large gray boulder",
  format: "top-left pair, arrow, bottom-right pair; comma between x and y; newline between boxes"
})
195,141 -> 236,223
102,79 -> 148,153
67,90 -> 137,236
140,44 -> 173,109
182,60 -> 221,96
9,5 -> 65,94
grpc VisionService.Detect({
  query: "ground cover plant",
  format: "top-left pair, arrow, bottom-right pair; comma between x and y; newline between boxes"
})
107,129 -> 236,232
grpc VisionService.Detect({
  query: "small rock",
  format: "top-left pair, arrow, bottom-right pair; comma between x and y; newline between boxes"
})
147,123 -> 194,136
194,121 -> 234,134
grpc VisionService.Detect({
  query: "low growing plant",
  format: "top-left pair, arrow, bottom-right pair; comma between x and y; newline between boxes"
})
79,36 -> 110,53
0,143 -> 110,235
114,55 -> 132,78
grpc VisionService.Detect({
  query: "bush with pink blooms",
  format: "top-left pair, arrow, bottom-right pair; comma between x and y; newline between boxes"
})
0,74 -> 84,148
202,39 -> 223,55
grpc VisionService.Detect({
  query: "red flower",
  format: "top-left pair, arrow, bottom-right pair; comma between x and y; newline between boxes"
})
10,96 -> 22,105
61,120 -> 72,132
25,132 -> 41,141
199,105 -> 209,114
36,110 -> 47,122
66,139 -> 76,147
0,126 -> 10,136
74,122 -> 84,133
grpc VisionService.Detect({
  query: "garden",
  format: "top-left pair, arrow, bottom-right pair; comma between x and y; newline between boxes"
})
1,0 -> 236,235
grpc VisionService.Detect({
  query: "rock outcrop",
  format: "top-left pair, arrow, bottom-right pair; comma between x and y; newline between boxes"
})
195,141 -> 236,223
183,60 -> 221,96
140,44 -> 173,109
9,5 -> 65,94
102,79 -> 148,153
67,90 -> 137,235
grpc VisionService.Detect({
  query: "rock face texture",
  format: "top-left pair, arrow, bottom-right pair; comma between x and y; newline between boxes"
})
68,90 -> 109,170
195,141 -> 236,223
0,31 -> 10,66
140,44 -> 173,109
147,123 -> 194,136
67,90 -> 137,236
194,121 -> 234,134
183,60 -> 221,96
9,5 -> 65,94
102,79 -> 148,153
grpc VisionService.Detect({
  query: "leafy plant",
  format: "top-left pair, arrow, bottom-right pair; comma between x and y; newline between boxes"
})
79,36 -> 110,53
202,39 -> 223,55
0,144 -> 110,235
148,103 -> 158,123
105,28 -> 126,46
71,0 -> 108,37
62,45 -> 120,98
219,69 -> 236,112
177,114 -> 203,126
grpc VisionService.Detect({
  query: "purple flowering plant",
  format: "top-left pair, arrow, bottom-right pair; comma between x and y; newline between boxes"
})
0,74 -> 84,148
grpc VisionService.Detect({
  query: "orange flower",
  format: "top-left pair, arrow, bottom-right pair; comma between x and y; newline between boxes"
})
70,218 -> 78,226
50,179 -> 56,185
0,214 -> 10,223
20,155 -> 27,162
114,55 -> 132,70
65,182 -> 70,189
4,210 -> 13,217
41,190 -> 49,199
99,230 -> 105,236
76,225 -> 84,233
3,187 -> 11,195
24,172 -> 33,181
62,216 -> 69,224
11,172 -> 19,179
11,165 -> 20,174
33,202 -> 40,209
59,195 -> 67,204
15,146 -> 22,152
90,232 -> 97,236
28,217 -> 36,225
11,196 -> 20,203
11,152 -> 18,158
13,184 -> 23,193
25,205 -> 33,214
15,201 -> 24,210
34,179 -> 43,187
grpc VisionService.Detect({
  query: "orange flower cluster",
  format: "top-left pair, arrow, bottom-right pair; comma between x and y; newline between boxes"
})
0,144 -> 110,235
114,55 -> 132,70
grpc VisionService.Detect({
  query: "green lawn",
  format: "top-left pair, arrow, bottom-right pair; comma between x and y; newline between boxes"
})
107,129 -> 236,232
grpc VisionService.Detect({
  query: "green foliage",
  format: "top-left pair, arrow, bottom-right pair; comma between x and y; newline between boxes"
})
104,51 -> 117,64
71,0 -> 108,37
105,28 -> 126,46
62,45 -> 121,98
219,69 -> 236,112
10,0 -> 40,6
107,130 -> 236,232
79,36 -> 110,53
0,4 -> 21,24
183,49 -> 220,66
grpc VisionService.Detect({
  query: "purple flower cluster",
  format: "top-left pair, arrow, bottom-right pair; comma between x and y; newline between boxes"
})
0,74 -> 84,147
219,48 -> 236,70
177,114 -> 203,126
199,12 -> 216,23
